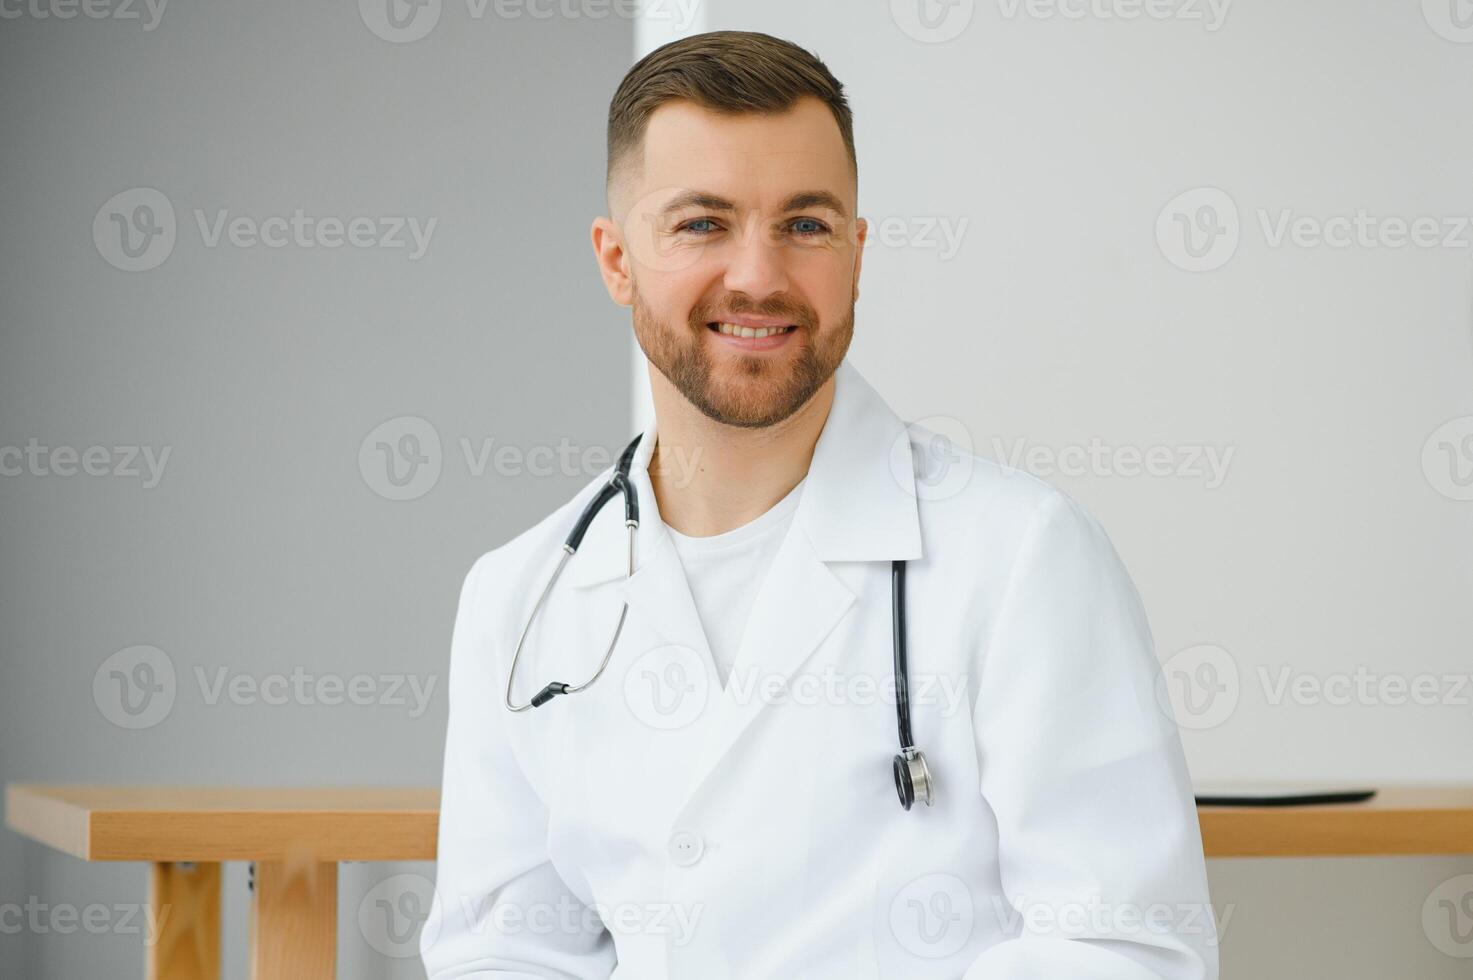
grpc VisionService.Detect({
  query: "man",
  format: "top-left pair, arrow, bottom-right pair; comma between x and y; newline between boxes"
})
423,30 -> 1218,979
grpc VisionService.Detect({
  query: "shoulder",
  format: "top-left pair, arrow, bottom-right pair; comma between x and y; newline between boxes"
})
905,421 -> 1114,558
455,462 -> 620,628
900,423 -> 1139,618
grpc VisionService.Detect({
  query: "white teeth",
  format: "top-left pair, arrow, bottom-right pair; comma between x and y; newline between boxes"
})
717,323 -> 790,338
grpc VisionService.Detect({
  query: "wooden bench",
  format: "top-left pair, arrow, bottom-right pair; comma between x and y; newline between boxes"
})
7,783 -> 1473,978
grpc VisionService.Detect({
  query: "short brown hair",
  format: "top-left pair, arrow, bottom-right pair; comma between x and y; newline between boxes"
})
605,30 -> 856,207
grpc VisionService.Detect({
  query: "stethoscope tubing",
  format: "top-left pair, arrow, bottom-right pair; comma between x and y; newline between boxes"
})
502,431 -> 933,809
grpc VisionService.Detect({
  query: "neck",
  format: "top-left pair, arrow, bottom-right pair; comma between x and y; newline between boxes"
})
645,366 -> 834,538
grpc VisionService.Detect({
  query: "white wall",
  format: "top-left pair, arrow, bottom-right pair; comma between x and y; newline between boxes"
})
638,1 -> 1473,975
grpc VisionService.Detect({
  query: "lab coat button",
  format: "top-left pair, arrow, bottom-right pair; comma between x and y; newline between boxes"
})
667,829 -> 704,867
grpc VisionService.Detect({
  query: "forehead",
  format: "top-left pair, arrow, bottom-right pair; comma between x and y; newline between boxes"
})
637,96 -> 854,209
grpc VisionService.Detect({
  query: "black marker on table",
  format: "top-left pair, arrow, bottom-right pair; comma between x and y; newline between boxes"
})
1194,786 -> 1378,807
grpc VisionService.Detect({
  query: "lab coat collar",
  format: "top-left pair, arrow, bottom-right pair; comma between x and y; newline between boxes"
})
556,358 -> 924,820
566,356 -> 923,590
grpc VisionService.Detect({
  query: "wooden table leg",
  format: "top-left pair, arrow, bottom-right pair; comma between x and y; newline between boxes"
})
249,860 -> 338,980
147,861 -> 221,980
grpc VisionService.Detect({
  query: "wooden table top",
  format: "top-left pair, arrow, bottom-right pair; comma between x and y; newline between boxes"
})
1195,784 -> 1473,857
7,783 -> 1473,861
4,785 -> 439,862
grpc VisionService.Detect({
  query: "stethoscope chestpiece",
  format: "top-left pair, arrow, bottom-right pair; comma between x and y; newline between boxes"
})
892,746 -> 934,811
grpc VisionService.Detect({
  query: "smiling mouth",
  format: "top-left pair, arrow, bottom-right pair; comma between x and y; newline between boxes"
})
706,322 -> 799,339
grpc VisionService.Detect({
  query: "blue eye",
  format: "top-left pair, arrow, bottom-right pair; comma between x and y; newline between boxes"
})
679,218 -> 719,235
790,217 -> 829,237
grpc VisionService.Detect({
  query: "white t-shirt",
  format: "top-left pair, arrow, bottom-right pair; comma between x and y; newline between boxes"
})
664,477 -> 807,689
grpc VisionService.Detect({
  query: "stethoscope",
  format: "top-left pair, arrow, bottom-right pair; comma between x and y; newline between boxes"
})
504,432 -> 935,811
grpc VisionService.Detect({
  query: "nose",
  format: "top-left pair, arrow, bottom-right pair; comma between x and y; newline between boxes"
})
721,217 -> 790,299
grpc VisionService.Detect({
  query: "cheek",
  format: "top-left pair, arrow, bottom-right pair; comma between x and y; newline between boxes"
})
790,251 -> 856,310
637,266 -> 718,323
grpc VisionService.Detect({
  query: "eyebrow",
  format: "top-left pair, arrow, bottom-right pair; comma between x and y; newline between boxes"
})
659,189 -> 849,220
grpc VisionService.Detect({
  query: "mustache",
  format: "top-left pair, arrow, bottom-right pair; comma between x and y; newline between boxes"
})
690,302 -> 816,328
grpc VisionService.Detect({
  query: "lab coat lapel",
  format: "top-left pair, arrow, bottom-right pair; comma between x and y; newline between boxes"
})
674,359 -> 925,814
682,514 -> 856,788
616,525 -> 715,672
561,359 -> 923,819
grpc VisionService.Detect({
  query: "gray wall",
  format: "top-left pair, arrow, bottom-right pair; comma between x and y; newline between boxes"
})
0,2 -> 632,977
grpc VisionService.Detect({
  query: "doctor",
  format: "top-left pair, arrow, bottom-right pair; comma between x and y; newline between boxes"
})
423,29 -> 1218,980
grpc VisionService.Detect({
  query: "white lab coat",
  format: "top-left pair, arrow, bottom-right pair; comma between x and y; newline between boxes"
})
423,358 -> 1219,979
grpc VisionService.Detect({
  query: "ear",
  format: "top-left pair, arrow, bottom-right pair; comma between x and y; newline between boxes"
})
591,216 -> 633,307
852,215 -> 868,303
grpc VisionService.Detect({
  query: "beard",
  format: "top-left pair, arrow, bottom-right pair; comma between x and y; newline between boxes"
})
630,280 -> 854,430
